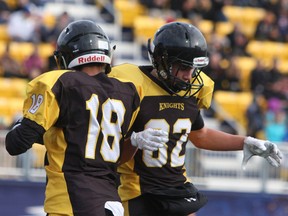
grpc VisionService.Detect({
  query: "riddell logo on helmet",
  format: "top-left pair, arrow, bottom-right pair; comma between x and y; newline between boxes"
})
78,55 -> 105,64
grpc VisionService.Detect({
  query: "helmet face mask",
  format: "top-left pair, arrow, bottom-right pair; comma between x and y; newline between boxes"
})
148,22 -> 209,98
54,20 -> 113,73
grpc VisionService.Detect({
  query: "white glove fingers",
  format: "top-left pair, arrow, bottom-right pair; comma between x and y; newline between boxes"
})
271,144 -> 283,159
149,136 -> 169,143
244,137 -> 284,167
146,140 -> 164,148
131,129 -> 168,151
143,145 -> 158,151
269,152 -> 282,166
266,156 -> 280,167
268,144 -> 283,166
277,149 -> 284,160
149,130 -> 169,140
150,129 -> 168,136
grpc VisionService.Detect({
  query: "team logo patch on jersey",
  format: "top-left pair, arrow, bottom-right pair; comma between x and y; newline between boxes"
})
159,103 -> 184,111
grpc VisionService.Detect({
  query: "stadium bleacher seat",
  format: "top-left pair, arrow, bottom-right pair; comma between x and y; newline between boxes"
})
198,19 -> 214,37
7,42 -> 54,63
278,59 -> 288,73
42,13 -> 56,29
0,24 -> 10,42
242,7 -> 266,25
223,5 -> 243,23
9,42 -> 35,63
234,56 -> 257,91
133,16 -> 165,43
215,21 -> 234,37
0,78 -> 27,98
246,40 -> 288,64
223,6 -> 266,38
38,42 -> 55,60
197,20 -> 234,39
114,0 -> 147,28
0,78 -> 26,126
213,91 -> 253,129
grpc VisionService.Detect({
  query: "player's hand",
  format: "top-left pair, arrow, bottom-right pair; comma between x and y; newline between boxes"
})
131,128 -> 169,151
242,136 -> 283,170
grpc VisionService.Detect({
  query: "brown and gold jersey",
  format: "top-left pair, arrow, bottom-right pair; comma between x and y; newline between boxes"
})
23,69 -> 141,214
110,64 -> 214,202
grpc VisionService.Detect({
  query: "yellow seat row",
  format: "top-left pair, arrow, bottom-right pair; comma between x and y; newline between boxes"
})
223,5 -> 265,24
197,20 -> 234,40
133,17 -> 235,44
114,0 -> 147,28
115,4 -> 265,41
0,77 -> 27,126
0,41 -> 55,63
0,77 -> 27,98
223,6 -> 266,38
133,16 -> 166,43
213,91 -> 253,129
234,56 -> 257,91
0,25 -> 10,42
246,40 -> 288,62
235,56 -> 288,91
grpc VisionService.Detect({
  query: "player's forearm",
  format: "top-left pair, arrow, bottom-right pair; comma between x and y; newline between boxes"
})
189,127 -> 245,151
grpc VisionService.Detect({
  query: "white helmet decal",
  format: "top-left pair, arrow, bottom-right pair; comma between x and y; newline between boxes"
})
68,53 -> 111,68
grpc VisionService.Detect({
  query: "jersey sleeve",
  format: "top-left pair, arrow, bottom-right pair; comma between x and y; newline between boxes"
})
195,71 -> 214,109
23,70 -> 69,130
191,111 -> 204,130
109,64 -> 145,100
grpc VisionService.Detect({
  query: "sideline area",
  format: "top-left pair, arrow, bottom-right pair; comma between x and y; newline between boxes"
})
0,180 -> 287,216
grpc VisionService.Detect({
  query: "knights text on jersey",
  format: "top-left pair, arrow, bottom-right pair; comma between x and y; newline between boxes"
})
23,70 -> 140,215
110,64 -> 214,202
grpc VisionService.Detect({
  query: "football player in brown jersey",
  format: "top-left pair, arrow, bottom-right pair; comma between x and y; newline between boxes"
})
5,20 -> 168,216
109,22 -> 283,216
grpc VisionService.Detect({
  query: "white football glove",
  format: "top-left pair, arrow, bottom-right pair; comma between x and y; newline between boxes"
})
242,136 -> 283,170
131,128 -> 169,151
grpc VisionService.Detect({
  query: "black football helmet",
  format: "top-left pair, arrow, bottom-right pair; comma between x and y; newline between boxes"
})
54,20 -> 113,73
148,22 -> 209,98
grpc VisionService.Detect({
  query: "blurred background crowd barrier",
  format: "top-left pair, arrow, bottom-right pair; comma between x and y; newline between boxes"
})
0,130 -> 288,194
